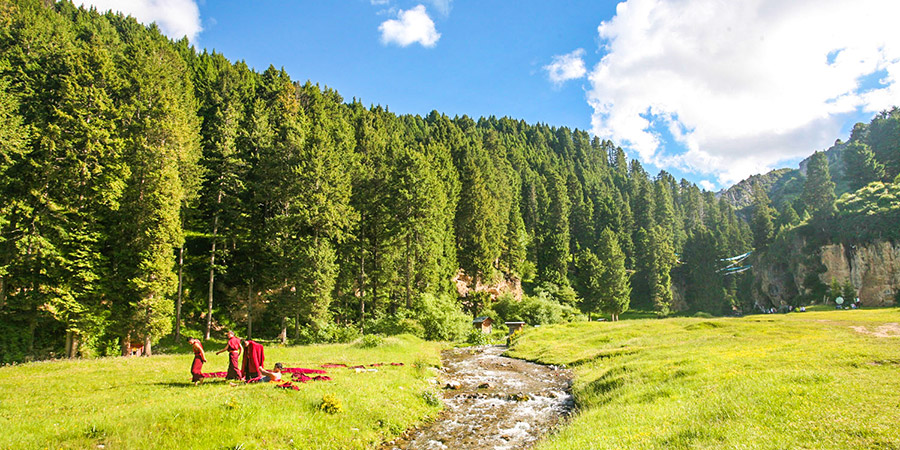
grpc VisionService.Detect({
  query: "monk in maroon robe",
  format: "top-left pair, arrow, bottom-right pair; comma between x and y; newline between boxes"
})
189,338 -> 207,384
240,339 -> 265,380
216,331 -> 242,380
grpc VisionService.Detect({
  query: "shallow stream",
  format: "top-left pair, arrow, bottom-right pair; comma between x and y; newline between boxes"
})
385,345 -> 574,450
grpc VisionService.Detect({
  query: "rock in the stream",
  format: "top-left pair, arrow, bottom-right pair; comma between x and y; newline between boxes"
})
507,392 -> 531,402
445,380 -> 462,390
477,382 -> 491,389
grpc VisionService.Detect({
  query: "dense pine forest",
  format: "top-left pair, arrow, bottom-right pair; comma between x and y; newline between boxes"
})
1,1 -> 897,364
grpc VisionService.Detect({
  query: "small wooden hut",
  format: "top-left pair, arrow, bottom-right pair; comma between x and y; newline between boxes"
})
472,316 -> 494,334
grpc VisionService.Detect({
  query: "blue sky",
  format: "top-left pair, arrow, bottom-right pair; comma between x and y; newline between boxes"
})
77,0 -> 900,190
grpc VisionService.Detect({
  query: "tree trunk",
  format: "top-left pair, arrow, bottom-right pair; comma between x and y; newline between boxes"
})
65,331 -> 73,358
279,316 -> 287,344
247,282 -> 253,339
121,334 -> 131,357
294,311 -> 300,340
405,232 -> 412,309
206,190 -> 223,340
174,244 -> 184,342
372,239 -> 378,315
359,240 -> 365,332
143,334 -> 152,356
0,274 -> 6,308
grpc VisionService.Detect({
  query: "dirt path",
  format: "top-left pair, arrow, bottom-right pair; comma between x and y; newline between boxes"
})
385,345 -> 574,450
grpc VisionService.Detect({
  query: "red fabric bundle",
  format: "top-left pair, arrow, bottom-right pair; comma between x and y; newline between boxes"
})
369,363 -> 384,367
281,367 -> 327,375
390,362 -> 404,366
276,382 -> 299,391
349,365 -> 366,369
321,363 -> 347,368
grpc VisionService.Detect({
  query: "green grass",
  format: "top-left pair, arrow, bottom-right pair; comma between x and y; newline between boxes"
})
507,308 -> 900,450
0,334 -> 443,450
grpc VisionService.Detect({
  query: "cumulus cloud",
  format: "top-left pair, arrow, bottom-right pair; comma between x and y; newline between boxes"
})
379,5 -> 441,48
545,49 -> 588,86
75,0 -> 202,42
588,0 -> 900,186
698,180 -> 716,192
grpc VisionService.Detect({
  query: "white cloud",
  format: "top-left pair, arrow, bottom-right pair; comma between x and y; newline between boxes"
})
545,49 -> 588,86
698,180 -> 716,192
428,0 -> 453,16
75,0 -> 202,42
588,0 -> 900,186
379,5 -> 441,48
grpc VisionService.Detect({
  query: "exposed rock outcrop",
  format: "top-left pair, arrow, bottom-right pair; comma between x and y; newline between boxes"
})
754,237 -> 900,307
453,270 -> 523,301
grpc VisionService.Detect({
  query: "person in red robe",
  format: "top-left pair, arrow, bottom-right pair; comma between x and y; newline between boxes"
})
189,338 -> 207,385
216,331 -> 242,380
240,339 -> 265,380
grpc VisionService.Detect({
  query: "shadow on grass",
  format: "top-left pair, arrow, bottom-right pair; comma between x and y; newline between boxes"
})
149,380 -> 230,388
578,365 -> 628,408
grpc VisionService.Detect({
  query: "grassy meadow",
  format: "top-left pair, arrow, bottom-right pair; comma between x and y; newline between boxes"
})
0,335 -> 443,450
508,307 -> 900,449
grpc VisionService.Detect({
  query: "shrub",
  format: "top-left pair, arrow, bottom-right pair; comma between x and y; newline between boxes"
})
367,310 -> 426,338
318,393 -> 343,414
466,329 -> 492,346
355,334 -> 384,349
416,293 -> 470,342
491,293 -> 582,326
294,321 -> 361,345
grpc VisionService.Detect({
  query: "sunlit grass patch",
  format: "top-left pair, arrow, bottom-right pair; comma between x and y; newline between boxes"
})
508,308 -> 900,450
0,335 -> 443,450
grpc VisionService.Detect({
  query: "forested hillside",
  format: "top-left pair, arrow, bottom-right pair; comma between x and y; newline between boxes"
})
722,108 -> 900,216
0,0 -> 795,363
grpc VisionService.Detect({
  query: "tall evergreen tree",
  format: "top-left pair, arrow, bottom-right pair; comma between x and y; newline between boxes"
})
683,227 -> 727,314
751,183 -> 774,249
596,228 -> 630,321
537,171 -> 570,286
802,151 -> 836,221
843,141 -> 884,190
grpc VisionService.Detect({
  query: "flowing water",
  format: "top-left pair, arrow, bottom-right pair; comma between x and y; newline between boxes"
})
384,345 -> 574,450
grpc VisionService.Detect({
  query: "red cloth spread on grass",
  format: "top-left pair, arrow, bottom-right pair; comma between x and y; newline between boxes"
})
321,363 -> 347,368
241,340 -> 264,380
293,374 -> 332,383
225,337 -> 242,380
191,342 -> 205,382
201,371 -> 227,378
281,367 -> 327,375
276,382 -> 300,391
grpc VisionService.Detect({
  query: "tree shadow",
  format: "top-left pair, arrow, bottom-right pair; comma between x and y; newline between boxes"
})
149,380 -> 230,388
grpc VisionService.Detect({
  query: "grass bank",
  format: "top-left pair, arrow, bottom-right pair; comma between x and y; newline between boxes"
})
0,335 -> 443,450
508,308 -> 900,449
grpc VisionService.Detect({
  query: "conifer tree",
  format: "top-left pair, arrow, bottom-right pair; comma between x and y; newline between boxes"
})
537,171 -> 570,286
751,184 -> 774,249
683,227 -> 727,314
596,228 -> 630,321
802,151 -> 836,221
843,141 -> 884,190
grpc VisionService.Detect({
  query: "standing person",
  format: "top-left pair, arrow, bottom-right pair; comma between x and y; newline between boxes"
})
240,339 -> 265,380
189,338 -> 207,385
216,331 -> 242,380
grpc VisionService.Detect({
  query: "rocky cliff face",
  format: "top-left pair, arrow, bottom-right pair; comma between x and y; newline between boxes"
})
453,270 -> 523,301
754,237 -> 900,307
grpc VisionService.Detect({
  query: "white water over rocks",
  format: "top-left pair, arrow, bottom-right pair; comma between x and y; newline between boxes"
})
385,345 -> 574,450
